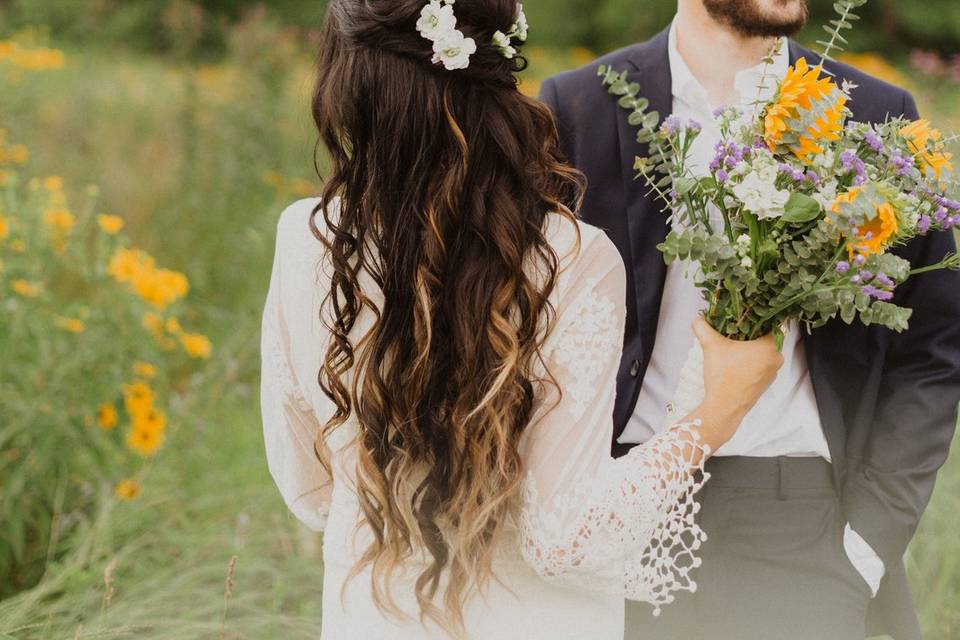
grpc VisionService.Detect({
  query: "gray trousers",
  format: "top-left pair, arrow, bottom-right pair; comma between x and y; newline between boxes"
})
626,456 -> 874,640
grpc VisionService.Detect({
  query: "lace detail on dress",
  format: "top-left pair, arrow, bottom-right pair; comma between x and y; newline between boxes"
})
550,281 -> 620,420
519,423 -> 711,615
262,310 -> 314,414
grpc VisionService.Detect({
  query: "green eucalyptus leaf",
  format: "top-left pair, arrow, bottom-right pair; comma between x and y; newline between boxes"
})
782,193 -> 822,223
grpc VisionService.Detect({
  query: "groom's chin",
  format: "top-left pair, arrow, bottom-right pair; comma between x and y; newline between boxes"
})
703,0 -> 809,39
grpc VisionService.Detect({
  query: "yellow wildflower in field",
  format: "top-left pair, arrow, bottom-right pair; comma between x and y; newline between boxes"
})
901,119 -> 954,180
55,316 -> 87,334
262,170 -> 284,189
109,248 -> 188,309
127,424 -> 165,457
166,317 -> 183,334
9,144 -> 28,165
109,248 -> 154,283
114,479 -> 141,501
11,279 -> 41,297
134,362 -> 157,379
10,238 -> 25,253
122,381 -> 155,418
43,176 -> 63,192
134,407 -> 167,434
97,403 -> 119,430
0,215 -> 8,240
143,312 -> 165,337
292,179 -> 315,197
97,214 -> 125,235
181,333 -> 213,359
131,267 -> 190,310
43,208 -> 75,233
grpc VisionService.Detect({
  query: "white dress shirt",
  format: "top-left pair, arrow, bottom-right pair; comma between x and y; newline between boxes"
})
618,20 -> 885,595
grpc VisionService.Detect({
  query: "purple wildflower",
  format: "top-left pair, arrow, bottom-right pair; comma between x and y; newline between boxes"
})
854,254 -> 867,266
840,150 -> 868,185
875,273 -> 895,288
805,170 -> 821,185
663,115 -> 682,135
712,107 -> 727,119
917,214 -> 932,234
687,119 -> 703,133
859,270 -> 874,282
863,130 -> 884,153
851,275 -> 863,284
935,206 -> 949,224
891,149 -> 914,177
716,169 -> 729,184
836,261 -> 851,274
935,195 -> 960,211
862,285 -> 894,301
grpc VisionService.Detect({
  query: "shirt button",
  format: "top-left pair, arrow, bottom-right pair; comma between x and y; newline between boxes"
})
629,360 -> 641,377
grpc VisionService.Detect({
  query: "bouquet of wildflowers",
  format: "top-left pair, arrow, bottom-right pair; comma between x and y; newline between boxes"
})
599,0 -> 959,413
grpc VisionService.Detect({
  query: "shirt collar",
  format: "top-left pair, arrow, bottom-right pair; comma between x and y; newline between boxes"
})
668,19 -> 789,109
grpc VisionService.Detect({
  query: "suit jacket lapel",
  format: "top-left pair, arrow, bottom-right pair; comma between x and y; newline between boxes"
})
616,28 -> 674,368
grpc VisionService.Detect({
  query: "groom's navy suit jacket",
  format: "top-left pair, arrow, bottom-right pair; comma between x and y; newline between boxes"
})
541,28 -> 960,638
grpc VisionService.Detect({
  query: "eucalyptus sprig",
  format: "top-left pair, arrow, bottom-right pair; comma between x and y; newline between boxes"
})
817,0 -> 869,65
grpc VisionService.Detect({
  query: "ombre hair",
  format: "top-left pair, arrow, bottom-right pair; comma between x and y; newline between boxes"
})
310,0 -> 583,632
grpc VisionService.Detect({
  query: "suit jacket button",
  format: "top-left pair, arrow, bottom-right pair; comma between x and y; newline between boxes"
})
630,360 -> 641,377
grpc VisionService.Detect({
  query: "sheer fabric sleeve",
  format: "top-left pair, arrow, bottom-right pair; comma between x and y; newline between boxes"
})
519,230 -> 710,613
261,202 -> 333,532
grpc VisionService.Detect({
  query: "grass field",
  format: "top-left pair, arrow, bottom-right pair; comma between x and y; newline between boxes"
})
1,28 -> 959,640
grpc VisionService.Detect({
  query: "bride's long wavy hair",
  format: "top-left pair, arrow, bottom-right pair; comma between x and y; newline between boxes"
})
311,0 -> 583,631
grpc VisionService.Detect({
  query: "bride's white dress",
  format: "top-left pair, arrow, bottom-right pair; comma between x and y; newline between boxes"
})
261,198 -> 709,640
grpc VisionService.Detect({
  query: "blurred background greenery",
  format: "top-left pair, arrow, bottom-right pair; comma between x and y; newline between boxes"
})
0,1 -> 957,639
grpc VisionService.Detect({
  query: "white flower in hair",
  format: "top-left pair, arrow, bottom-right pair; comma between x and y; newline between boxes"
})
417,0 -> 457,42
492,30 -> 517,59
514,3 -> 528,41
431,29 -> 478,71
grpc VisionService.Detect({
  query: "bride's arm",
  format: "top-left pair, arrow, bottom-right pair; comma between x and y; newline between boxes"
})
261,205 -> 333,531
518,232 -> 747,612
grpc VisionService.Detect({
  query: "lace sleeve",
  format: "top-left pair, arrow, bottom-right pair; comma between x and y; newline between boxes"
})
261,203 -> 333,531
519,230 -> 710,614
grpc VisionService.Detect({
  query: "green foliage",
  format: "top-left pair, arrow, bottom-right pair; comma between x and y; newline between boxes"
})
2,0 -> 960,57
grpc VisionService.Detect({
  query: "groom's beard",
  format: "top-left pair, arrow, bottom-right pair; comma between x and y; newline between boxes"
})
702,0 -> 809,38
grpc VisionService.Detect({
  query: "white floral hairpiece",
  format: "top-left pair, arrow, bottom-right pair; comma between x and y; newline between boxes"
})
493,3 -> 528,60
416,0 -> 529,71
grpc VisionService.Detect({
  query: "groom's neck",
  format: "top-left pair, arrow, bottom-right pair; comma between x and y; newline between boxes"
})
674,0 -> 779,106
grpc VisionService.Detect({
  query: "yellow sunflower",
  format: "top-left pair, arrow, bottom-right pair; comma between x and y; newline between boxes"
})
832,189 -> 899,258
764,58 -> 845,163
901,119 -> 954,179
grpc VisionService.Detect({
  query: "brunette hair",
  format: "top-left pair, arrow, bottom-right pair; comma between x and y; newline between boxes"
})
310,0 -> 583,631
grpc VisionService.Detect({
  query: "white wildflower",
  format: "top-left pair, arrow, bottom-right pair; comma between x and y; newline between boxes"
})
417,0 -> 457,42
431,29 -> 477,71
732,171 -> 790,219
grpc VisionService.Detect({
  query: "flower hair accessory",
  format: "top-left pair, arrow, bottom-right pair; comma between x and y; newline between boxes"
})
493,3 -> 528,60
417,0 -> 529,71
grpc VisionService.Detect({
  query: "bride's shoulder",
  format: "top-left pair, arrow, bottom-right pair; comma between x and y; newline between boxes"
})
273,197 -> 334,261
543,213 -> 624,278
276,197 -> 324,240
